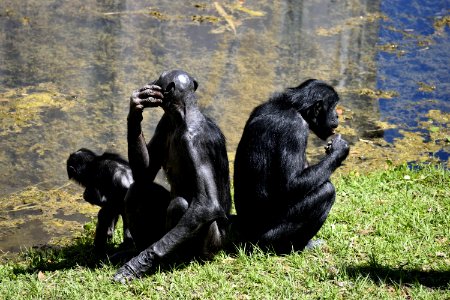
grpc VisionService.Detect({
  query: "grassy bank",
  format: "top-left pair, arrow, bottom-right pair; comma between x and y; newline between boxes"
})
0,165 -> 449,299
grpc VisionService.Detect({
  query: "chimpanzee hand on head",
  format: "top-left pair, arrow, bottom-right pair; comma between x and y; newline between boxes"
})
129,85 -> 164,117
128,70 -> 199,119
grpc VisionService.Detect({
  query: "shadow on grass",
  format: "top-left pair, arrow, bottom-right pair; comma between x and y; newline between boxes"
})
11,236 -> 205,278
11,237 -> 114,275
346,265 -> 450,289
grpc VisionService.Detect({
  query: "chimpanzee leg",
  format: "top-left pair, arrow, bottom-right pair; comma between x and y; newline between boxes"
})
165,198 -> 226,260
201,220 -> 227,259
259,181 -> 336,254
94,206 -> 119,254
114,200 -> 226,283
121,215 -> 134,248
166,197 -> 189,230
124,181 -> 171,251
107,215 -> 119,240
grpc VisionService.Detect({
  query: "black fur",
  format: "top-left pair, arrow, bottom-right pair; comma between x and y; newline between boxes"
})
66,148 -> 134,254
233,79 -> 349,254
114,70 -> 231,283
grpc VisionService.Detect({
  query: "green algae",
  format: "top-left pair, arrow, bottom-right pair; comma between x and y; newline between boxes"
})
335,109 -> 450,174
0,84 -> 81,136
356,88 -> 399,99
0,184 -> 98,257
433,15 -> 450,32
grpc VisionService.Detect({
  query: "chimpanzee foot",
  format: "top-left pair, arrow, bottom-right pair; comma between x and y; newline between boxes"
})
113,263 -> 139,284
113,251 -> 155,284
305,239 -> 325,250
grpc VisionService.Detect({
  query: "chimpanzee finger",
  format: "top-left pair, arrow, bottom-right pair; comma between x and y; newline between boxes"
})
138,88 -> 164,100
138,84 -> 162,93
140,97 -> 164,108
324,137 -> 334,154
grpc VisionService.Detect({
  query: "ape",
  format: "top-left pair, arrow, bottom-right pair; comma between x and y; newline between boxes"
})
233,79 -> 349,254
114,70 -> 231,283
67,148 -> 134,254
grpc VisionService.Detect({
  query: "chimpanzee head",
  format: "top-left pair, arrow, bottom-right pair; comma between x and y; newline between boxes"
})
153,70 -> 198,108
67,148 -> 96,186
293,79 -> 340,140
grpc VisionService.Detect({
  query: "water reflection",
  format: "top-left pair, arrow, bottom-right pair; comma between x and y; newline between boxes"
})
377,0 -> 450,136
0,0 -> 448,253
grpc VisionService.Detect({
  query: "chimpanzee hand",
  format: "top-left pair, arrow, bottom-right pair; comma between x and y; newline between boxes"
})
324,134 -> 349,162
128,85 -> 164,118
83,187 -> 102,206
113,250 -> 156,284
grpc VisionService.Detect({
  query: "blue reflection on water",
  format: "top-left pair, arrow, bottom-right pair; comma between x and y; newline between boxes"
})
377,0 -> 449,164
377,0 -> 449,128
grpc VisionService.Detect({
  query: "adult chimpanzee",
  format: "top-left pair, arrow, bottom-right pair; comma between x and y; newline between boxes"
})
67,148 -> 134,254
114,70 -> 231,283
233,79 -> 349,254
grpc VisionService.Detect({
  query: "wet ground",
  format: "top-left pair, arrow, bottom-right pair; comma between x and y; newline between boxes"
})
0,0 -> 448,256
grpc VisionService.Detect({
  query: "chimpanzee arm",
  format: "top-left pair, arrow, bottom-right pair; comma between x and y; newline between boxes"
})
127,85 -> 165,182
285,134 -> 349,196
83,187 -> 102,206
94,206 -> 119,254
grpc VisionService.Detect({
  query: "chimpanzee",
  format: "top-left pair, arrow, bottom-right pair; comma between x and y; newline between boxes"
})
67,148 -> 135,254
113,70 -> 231,283
233,79 -> 349,254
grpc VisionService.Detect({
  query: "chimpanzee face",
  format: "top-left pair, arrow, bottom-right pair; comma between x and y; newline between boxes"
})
305,92 -> 339,140
67,148 -> 95,184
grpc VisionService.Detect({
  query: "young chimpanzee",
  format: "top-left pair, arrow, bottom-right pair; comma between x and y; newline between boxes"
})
233,79 -> 349,254
67,148 -> 134,254
113,70 -> 231,283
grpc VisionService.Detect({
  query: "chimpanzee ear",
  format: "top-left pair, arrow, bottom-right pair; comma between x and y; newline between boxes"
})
68,166 -> 76,179
166,82 -> 176,94
193,80 -> 198,91
312,101 -> 322,117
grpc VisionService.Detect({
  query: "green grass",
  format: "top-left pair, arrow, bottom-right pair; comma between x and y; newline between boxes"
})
0,165 -> 449,299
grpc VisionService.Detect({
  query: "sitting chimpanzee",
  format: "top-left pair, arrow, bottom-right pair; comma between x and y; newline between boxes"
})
233,79 -> 349,254
67,148 -> 134,254
113,70 -> 231,283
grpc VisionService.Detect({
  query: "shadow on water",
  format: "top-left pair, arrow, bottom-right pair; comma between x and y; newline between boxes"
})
346,265 -> 450,289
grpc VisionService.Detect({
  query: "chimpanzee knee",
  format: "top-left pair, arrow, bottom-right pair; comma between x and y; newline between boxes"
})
315,181 -> 336,224
166,197 -> 189,230
289,181 -> 336,251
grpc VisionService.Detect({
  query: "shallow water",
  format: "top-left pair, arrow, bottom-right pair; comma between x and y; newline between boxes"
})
0,0 -> 448,255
